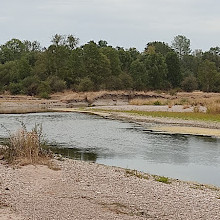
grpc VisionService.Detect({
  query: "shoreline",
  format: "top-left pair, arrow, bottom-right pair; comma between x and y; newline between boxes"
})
1,158 -> 220,219
51,107 -> 220,138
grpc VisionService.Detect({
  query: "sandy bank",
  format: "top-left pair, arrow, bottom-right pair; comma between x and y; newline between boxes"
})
52,107 -> 220,138
0,159 -> 220,220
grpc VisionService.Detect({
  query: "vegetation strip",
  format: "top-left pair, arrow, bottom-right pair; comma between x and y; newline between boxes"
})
91,109 -> 220,123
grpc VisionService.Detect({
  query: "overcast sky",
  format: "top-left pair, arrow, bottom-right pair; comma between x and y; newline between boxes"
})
0,0 -> 219,52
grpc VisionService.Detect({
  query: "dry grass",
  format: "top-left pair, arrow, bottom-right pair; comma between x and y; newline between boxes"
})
1,125 -> 53,165
129,92 -> 220,115
129,98 -> 170,106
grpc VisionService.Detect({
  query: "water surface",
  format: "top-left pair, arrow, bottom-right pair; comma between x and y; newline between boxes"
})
0,112 -> 220,186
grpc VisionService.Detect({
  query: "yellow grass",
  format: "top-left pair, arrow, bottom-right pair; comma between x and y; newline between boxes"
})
2,125 -> 53,165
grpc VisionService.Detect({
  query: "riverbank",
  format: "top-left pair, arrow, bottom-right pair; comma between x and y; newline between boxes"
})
52,107 -> 220,138
1,158 -> 220,220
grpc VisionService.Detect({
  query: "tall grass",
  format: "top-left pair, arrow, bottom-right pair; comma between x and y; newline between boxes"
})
1,124 -> 53,165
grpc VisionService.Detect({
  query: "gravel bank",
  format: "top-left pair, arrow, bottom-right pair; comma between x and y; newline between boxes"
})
1,159 -> 220,220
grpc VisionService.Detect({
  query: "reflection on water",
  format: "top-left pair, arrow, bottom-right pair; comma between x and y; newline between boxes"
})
0,112 -> 220,186
49,146 -> 98,162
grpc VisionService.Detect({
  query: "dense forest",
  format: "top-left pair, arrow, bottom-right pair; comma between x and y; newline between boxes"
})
0,34 -> 219,98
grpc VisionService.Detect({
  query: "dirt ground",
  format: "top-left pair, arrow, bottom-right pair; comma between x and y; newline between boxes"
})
1,159 -> 220,220
1,90 -> 220,113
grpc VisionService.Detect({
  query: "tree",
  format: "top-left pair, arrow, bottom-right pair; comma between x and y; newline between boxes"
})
198,60 -> 218,92
67,48 -> 85,88
144,53 -> 167,90
165,52 -> 181,87
51,34 -> 79,50
145,41 -> 173,56
23,40 -> 42,52
0,61 -> 18,86
82,41 -> 111,89
46,44 -> 70,80
203,47 -> 220,72
16,56 -> 31,80
0,39 -> 25,63
117,47 -> 133,73
128,48 -> 140,61
98,40 -> 108,48
101,46 -> 122,76
130,59 -> 148,90
171,35 -> 191,58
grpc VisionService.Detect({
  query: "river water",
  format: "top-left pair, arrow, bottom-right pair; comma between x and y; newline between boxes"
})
0,112 -> 220,186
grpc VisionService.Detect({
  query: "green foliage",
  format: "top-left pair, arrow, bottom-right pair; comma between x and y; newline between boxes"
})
51,34 -> 79,50
165,52 -> 181,87
101,46 -> 122,76
77,77 -> 95,92
145,53 -> 168,90
8,82 -> 22,95
117,47 -> 133,72
21,76 -> 40,96
146,41 -> 173,56
198,60 -> 218,92
0,35 -> 219,95
153,100 -> 161,105
39,92 -> 50,99
0,38 -> 25,63
154,176 -> 171,184
47,76 -> 66,92
83,41 -> 111,89
172,35 -> 191,59
181,75 -> 198,92
37,81 -> 51,95
130,59 -> 148,90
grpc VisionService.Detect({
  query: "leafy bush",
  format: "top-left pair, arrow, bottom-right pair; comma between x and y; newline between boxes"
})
181,75 -> 198,92
8,82 -> 22,95
21,76 -> 40,96
77,77 -> 94,92
37,81 -> 51,95
153,100 -> 161,105
47,76 -> 67,92
39,92 -> 50,99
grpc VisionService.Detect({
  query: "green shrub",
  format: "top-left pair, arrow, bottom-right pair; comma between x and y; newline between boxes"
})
153,100 -> 161,105
181,76 -> 198,92
37,81 -> 51,95
77,77 -> 94,92
155,176 -> 171,184
8,82 -> 22,95
39,92 -> 50,99
47,76 -> 67,92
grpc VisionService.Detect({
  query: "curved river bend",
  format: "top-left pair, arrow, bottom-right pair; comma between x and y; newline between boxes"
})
0,112 -> 220,186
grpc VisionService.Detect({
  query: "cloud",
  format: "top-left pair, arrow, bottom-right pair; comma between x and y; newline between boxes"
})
0,0 -> 219,51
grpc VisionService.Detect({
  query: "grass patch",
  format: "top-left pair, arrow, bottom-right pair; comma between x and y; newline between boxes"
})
93,108 -> 220,123
0,124 -> 53,166
128,110 -> 220,122
154,175 -> 171,184
125,169 -> 149,180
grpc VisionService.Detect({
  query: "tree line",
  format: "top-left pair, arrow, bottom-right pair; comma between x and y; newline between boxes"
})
0,34 -> 219,98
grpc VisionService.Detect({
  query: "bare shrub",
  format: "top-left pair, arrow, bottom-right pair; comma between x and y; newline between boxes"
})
3,124 -> 53,165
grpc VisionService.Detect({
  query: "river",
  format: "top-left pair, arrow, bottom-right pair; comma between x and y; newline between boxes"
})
0,112 -> 220,186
